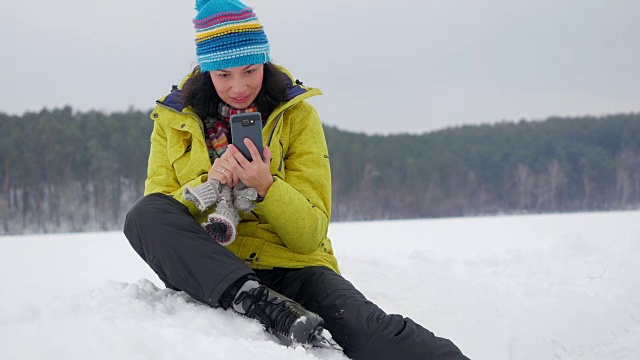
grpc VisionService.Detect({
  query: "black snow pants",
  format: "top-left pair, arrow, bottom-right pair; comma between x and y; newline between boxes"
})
124,193 -> 469,360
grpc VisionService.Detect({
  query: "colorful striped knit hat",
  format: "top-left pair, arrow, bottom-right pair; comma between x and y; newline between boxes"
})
193,0 -> 270,72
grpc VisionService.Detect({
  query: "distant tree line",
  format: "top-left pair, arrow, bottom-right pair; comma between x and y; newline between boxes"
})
0,107 -> 151,234
1,107 -> 639,234
326,113 -> 640,220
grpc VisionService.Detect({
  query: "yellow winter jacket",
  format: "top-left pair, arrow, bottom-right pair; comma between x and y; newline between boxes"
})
144,67 -> 339,273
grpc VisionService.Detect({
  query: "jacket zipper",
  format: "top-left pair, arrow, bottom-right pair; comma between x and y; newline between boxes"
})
278,140 -> 284,172
266,110 -> 285,147
265,109 -> 289,172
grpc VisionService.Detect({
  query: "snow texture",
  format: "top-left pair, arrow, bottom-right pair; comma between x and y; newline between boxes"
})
1,210 -> 639,359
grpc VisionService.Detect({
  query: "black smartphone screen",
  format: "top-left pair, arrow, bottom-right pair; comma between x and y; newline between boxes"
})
230,112 -> 264,161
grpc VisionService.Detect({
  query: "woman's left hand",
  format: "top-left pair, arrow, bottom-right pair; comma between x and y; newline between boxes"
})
226,138 -> 274,197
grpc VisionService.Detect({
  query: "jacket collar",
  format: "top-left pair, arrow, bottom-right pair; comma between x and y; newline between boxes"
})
157,65 -> 321,115
159,87 -> 186,113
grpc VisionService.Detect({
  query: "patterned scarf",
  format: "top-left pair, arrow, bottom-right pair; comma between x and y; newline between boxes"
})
203,102 -> 264,162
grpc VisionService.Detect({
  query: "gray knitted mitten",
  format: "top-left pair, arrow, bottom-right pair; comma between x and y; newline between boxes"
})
203,185 -> 239,246
183,180 -> 222,211
233,182 -> 258,213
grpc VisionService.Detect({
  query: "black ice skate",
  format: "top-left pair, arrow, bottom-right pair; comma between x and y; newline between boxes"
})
233,284 -> 330,347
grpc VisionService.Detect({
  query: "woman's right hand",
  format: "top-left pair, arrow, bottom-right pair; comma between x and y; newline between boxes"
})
208,152 -> 240,188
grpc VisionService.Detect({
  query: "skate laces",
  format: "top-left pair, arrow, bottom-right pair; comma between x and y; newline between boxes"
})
235,286 -> 301,338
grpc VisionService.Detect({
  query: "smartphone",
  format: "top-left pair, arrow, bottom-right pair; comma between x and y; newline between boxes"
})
230,112 -> 264,161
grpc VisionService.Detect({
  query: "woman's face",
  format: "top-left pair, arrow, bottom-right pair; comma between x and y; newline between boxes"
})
210,64 -> 264,109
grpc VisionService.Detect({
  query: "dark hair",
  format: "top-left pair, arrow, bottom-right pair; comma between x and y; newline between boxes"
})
183,62 -> 290,121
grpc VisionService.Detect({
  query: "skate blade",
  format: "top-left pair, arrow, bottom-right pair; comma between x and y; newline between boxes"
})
309,330 -> 342,351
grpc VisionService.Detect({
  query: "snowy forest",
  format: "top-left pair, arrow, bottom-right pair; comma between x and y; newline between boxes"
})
1,108 -> 639,234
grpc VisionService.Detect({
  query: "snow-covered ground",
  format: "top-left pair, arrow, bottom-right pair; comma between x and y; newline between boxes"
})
1,211 -> 639,359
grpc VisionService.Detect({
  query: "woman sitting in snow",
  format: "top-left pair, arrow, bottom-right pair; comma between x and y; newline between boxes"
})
124,0 -> 468,358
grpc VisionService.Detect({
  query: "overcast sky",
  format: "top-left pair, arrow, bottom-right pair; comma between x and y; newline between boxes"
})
1,0 -> 638,134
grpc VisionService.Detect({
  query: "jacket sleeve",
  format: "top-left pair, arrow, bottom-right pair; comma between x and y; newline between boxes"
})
255,103 -> 331,254
144,115 -> 208,219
